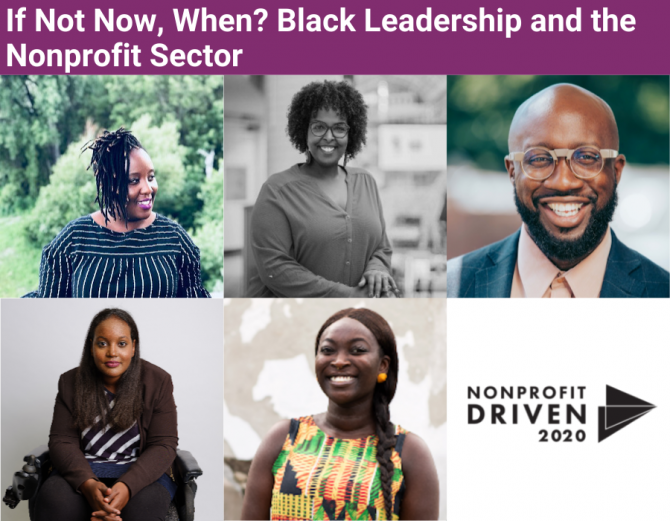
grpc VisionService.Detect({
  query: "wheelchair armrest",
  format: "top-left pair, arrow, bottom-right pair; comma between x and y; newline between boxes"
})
175,450 -> 202,483
24,445 -> 50,468
4,445 -> 50,507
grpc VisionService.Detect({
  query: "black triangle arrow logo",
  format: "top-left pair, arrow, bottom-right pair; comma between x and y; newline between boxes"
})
598,386 -> 656,442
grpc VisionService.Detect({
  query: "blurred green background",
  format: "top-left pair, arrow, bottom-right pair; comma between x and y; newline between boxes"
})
0,75 -> 223,297
448,75 -> 669,170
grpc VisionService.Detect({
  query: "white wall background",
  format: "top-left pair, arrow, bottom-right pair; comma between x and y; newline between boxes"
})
1,299 -> 222,521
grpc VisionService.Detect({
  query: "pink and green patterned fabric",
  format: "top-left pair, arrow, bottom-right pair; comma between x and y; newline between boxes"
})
271,415 -> 407,520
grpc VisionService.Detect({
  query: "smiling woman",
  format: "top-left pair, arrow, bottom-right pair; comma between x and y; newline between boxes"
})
241,308 -> 439,520
247,80 -> 398,298
25,128 -> 210,298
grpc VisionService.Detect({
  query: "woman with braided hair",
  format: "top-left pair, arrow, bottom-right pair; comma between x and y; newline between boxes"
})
28,127 -> 210,298
241,308 -> 439,520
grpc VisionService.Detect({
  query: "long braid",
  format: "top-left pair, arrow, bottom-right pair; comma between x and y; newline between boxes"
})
315,308 -> 399,520
83,127 -> 142,225
373,390 -> 396,519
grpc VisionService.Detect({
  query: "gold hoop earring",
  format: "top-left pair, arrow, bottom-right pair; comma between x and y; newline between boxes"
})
305,150 -> 312,165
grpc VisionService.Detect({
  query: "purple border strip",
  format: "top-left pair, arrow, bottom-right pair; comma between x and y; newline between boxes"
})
0,0 -> 665,74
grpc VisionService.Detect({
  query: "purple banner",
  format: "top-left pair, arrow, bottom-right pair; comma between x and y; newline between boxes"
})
0,0 -> 664,74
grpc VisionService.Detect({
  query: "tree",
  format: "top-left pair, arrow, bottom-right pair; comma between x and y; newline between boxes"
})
193,164 -> 224,292
100,76 -> 223,228
0,75 -> 102,213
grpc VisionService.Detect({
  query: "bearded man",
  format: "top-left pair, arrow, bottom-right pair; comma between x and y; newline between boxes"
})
447,84 -> 669,298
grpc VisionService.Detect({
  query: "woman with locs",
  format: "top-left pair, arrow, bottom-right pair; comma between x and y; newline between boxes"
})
33,308 -> 178,521
29,127 -> 210,298
248,80 -> 399,298
241,308 -> 439,520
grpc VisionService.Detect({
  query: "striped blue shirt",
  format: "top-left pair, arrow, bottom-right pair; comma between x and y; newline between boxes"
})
32,214 -> 210,298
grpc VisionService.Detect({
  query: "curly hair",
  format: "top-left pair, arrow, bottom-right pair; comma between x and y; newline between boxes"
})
83,127 -> 143,225
73,308 -> 143,432
315,308 -> 399,520
286,80 -> 368,164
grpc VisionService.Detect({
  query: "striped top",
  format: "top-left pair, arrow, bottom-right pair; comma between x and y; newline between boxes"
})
82,389 -> 140,466
80,389 -> 176,500
271,416 -> 407,521
31,214 -> 210,298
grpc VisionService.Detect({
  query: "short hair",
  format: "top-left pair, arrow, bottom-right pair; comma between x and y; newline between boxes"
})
84,127 -> 143,224
286,80 -> 368,163
74,308 -> 143,431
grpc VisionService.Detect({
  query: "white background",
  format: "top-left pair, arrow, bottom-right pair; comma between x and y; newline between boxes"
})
1,299 -> 223,521
447,299 -> 670,521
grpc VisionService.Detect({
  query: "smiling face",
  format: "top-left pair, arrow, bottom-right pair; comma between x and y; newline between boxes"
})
91,316 -> 136,393
307,108 -> 349,169
506,85 -> 625,267
315,317 -> 389,406
125,148 -> 158,222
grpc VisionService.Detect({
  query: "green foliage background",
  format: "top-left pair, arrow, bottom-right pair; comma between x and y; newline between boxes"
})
0,75 -> 223,297
448,76 -> 670,171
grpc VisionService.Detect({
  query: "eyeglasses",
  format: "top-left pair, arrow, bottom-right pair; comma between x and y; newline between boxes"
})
309,121 -> 350,139
506,146 -> 618,180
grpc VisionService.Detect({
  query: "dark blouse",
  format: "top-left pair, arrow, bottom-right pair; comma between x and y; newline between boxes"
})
248,164 -> 392,297
32,214 -> 210,298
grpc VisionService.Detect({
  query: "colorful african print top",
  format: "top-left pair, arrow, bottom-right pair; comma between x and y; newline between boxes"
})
271,416 -> 407,521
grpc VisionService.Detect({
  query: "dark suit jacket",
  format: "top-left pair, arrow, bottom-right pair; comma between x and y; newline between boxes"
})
447,229 -> 670,298
48,360 -> 178,497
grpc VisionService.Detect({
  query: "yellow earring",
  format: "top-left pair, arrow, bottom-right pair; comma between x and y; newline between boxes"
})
377,373 -> 387,384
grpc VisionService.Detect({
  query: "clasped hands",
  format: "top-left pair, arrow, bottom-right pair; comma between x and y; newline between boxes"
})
80,479 -> 130,521
355,269 -> 400,298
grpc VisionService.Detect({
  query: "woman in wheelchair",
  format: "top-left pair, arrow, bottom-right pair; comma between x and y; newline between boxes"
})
33,308 -> 178,521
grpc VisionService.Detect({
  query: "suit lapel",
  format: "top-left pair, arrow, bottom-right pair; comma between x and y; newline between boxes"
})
600,232 -> 646,298
475,231 -> 520,298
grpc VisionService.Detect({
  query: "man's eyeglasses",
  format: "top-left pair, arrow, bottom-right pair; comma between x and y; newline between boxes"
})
310,121 -> 350,139
505,146 -> 619,180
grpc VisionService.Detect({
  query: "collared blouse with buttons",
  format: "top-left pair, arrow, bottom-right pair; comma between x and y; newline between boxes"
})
247,164 -> 392,297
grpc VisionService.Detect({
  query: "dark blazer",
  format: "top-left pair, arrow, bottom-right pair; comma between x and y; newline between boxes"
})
447,229 -> 670,298
48,359 -> 178,497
